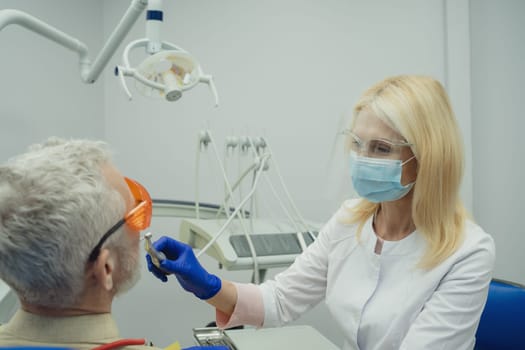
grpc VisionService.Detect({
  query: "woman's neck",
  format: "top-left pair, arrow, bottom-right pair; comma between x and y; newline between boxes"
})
373,198 -> 415,241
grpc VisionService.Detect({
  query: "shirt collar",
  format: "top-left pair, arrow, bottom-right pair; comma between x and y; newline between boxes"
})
3,309 -> 120,343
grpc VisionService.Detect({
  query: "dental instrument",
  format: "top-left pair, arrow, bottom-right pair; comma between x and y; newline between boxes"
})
144,231 -> 166,269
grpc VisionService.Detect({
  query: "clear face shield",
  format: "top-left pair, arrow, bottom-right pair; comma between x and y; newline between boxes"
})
342,130 -> 413,160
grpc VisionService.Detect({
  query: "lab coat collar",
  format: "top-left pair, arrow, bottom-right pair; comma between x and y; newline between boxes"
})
361,216 -> 426,256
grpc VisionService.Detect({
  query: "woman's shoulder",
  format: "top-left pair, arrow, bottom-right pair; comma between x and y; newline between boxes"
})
463,220 -> 495,251
454,220 -> 496,265
319,199 -> 362,241
341,198 -> 363,209
335,198 -> 362,220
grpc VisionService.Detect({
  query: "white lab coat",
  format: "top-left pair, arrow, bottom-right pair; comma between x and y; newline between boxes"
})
259,199 -> 495,350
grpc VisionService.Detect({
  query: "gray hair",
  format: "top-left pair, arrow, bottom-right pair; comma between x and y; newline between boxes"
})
0,137 -> 126,308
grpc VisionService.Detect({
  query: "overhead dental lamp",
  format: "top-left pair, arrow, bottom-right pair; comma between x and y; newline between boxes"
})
0,0 -> 218,106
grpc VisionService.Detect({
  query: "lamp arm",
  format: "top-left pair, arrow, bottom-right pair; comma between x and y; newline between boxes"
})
200,74 -> 220,107
161,41 -> 187,53
122,38 -> 149,69
0,0 -> 149,84
0,9 -> 90,69
83,0 -> 148,83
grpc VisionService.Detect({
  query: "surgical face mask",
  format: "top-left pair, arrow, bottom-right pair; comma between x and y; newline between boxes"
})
350,152 -> 416,203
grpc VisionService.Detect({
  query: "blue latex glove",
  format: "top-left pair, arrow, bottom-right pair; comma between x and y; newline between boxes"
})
146,236 -> 222,300
182,347 -> 229,350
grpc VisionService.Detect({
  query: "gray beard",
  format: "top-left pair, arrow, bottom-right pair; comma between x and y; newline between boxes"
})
113,246 -> 141,296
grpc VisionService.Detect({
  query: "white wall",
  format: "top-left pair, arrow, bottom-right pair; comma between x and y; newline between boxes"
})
470,0 -> 525,285
0,0 -> 104,160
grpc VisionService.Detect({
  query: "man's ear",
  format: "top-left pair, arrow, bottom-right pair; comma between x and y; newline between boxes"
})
93,248 -> 115,291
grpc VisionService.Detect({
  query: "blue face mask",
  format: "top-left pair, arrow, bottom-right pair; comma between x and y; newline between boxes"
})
350,152 -> 416,203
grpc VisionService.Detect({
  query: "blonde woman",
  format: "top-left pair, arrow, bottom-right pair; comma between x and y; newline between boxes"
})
147,75 -> 495,350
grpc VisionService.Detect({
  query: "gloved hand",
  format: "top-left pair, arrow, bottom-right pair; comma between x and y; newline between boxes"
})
182,346 -> 229,350
146,236 -> 222,300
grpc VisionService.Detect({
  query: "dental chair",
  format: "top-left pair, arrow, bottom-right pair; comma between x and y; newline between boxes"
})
474,278 -> 525,350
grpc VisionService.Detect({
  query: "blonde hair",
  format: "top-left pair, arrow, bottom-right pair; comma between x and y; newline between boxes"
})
346,75 -> 467,268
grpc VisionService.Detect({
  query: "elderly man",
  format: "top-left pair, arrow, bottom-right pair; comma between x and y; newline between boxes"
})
0,138 -> 224,350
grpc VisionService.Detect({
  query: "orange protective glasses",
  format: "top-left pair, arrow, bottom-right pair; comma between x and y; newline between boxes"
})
88,177 -> 152,262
